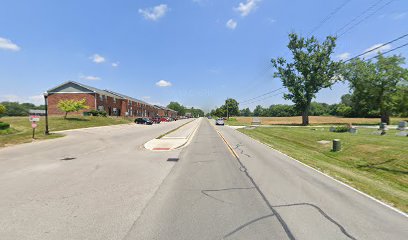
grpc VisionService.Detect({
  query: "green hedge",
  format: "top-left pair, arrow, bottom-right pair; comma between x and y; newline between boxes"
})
84,110 -> 107,117
0,122 -> 10,130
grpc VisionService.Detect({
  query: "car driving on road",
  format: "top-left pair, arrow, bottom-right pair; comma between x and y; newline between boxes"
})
215,118 -> 224,126
135,117 -> 153,125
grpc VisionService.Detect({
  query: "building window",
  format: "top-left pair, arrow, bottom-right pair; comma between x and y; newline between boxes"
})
113,98 -> 116,103
99,95 -> 103,101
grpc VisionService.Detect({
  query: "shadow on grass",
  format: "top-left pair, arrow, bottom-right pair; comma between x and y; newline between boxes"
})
357,159 -> 408,175
64,117 -> 90,122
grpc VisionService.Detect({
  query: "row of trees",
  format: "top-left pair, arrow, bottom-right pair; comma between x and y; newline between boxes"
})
167,102 -> 204,117
0,102 -> 45,116
210,98 -> 240,118
211,33 -> 407,125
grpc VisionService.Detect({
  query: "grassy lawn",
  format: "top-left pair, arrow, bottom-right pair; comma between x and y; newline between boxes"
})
239,126 -> 408,212
227,116 -> 407,126
0,116 -> 132,147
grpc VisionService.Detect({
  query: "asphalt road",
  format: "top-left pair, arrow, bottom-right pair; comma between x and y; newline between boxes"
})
0,119 -> 191,240
1,118 -> 407,239
125,118 -> 408,240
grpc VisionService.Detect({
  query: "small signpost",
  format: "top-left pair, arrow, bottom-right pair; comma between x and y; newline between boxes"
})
29,115 -> 40,139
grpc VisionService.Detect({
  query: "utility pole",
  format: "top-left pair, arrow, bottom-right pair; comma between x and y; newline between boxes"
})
226,98 -> 229,120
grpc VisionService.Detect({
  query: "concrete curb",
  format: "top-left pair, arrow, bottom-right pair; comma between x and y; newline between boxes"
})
144,118 -> 201,151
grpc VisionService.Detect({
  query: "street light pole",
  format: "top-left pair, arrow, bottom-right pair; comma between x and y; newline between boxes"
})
226,98 -> 229,120
43,92 -> 49,135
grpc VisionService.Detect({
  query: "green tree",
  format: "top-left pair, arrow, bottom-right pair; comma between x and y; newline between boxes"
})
57,99 -> 89,119
167,102 -> 186,116
223,98 -> 239,118
271,33 -> 341,125
0,104 -> 6,116
240,108 -> 252,116
393,85 -> 408,117
0,102 -> 29,116
253,105 -> 265,117
343,54 -> 408,124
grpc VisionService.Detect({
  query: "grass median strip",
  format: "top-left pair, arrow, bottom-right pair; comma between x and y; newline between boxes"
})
239,126 -> 408,212
156,120 -> 194,139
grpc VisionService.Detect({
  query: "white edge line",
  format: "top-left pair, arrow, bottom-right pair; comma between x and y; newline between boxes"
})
231,128 -> 408,218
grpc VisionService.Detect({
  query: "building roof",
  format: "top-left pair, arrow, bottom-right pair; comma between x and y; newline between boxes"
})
47,81 -> 119,99
154,105 -> 177,113
104,90 -> 151,106
46,81 -> 163,108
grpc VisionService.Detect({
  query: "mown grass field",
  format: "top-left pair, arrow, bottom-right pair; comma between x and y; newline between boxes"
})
0,116 -> 132,147
239,126 -> 408,212
227,116 -> 407,126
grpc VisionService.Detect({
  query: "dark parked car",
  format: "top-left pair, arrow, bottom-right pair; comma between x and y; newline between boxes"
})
152,117 -> 161,124
135,118 -> 153,125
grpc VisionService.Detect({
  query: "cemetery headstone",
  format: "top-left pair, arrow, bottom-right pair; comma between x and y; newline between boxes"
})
379,122 -> 388,131
251,117 -> 261,125
397,121 -> 407,131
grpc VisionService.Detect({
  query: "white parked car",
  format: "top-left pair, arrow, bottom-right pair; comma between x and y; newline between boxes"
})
215,118 -> 224,126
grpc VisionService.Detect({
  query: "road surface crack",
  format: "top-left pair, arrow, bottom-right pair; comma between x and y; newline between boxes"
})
271,203 -> 357,240
234,143 -> 251,158
201,187 -> 255,204
223,214 -> 275,239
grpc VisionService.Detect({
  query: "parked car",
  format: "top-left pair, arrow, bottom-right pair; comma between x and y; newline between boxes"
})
135,117 -> 153,125
215,118 -> 224,126
160,117 -> 169,122
152,117 -> 161,124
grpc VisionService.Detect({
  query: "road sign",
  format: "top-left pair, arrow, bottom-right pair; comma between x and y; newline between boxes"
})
31,123 -> 38,128
29,115 -> 40,122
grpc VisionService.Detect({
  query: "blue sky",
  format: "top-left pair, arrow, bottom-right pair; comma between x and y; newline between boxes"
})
0,0 -> 407,111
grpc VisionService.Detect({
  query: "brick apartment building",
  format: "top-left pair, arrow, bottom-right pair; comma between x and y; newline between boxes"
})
46,81 -> 170,118
154,105 -> 178,118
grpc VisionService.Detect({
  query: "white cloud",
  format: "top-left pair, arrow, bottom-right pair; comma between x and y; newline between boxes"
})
142,96 -> 151,100
267,18 -> 276,24
28,95 -> 44,105
226,19 -> 237,29
393,12 -> 407,20
90,54 -> 105,63
155,80 -> 172,87
0,37 -> 20,51
80,75 -> 101,81
363,43 -> 392,58
234,0 -> 260,17
0,94 -> 44,105
139,4 -> 169,21
111,62 -> 119,67
336,52 -> 350,61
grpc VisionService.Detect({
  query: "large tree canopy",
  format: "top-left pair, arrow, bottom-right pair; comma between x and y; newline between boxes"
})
342,54 -> 408,124
271,33 -> 342,125
167,102 -> 186,116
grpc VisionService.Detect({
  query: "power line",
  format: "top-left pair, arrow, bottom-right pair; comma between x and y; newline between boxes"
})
308,0 -> 352,36
334,0 -> 385,36
239,87 -> 284,104
343,33 -> 408,62
240,92 -> 285,106
337,0 -> 394,38
364,42 -> 408,61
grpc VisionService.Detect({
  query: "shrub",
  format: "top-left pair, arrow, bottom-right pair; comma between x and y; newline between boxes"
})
87,110 -> 107,117
333,126 -> 349,133
0,104 -> 6,115
0,122 -> 10,130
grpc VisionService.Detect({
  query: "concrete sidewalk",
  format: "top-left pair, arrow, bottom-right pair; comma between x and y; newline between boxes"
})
144,118 -> 202,151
